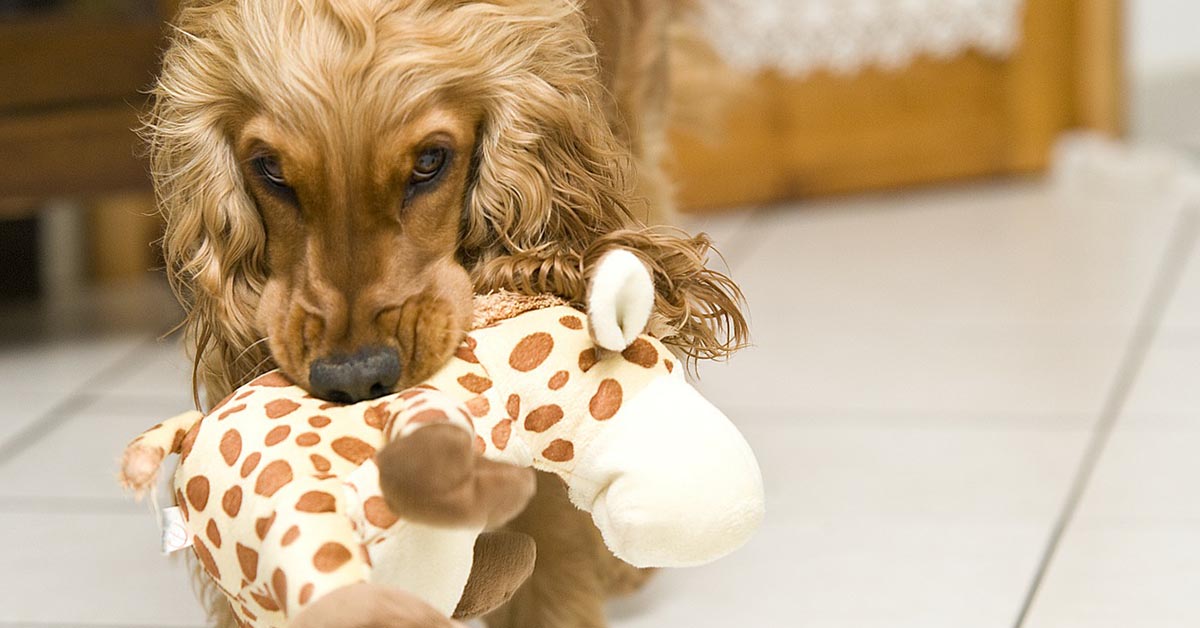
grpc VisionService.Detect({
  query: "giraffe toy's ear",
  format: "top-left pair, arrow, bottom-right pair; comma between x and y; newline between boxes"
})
587,249 -> 655,351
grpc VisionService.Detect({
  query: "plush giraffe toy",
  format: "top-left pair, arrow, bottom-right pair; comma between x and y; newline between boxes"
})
120,251 -> 764,627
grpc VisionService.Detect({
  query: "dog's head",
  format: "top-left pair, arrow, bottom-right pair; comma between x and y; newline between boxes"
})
149,0 -> 636,403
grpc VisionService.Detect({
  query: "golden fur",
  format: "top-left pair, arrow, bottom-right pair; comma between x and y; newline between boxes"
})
145,0 -> 745,625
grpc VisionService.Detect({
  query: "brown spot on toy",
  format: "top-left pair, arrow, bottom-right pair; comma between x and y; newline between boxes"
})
331,437 -> 375,464
492,419 -> 513,450
506,394 -> 520,420
218,404 -> 247,421
170,428 -> 186,453
186,476 -> 210,510
252,372 -> 292,387
264,425 -> 291,446
206,519 -> 222,548
364,496 -> 399,528
255,513 -> 276,540
621,338 -> 659,368
559,315 -> 583,330
590,379 -> 623,420
219,430 -> 242,466
410,408 -> 450,425
295,432 -> 320,447
578,348 -> 598,373
250,589 -> 279,612
543,439 -> 575,462
308,415 -> 331,428
510,332 -> 554,371
525,404 -> 564,433
212,392 -> 236,412
310,453 -> 332,473
665,359 -> 674,373
296,491 -> 337,513
281,525 -> 301,546
272,568 -> 289,612
299,583 -> 315,606
236,389 -> 254,400
474,435 -> 487,454
222,486 -> 243,517
265,399 -> 300,419
314,542 -> 353,573
549,370 -> 570,390
455,345 -> 479,363
254,460 -> 293,496
457,373 -> 493,394
175,489 -> 188,520
363,403 -> 390,429
240,452 -> 261,478
466,395 -> 490,417
192,537 -> 220,579
179,422 -> 201,460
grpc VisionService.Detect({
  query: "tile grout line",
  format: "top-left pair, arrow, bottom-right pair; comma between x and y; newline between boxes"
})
0,335 -> 162,466
1012,208 -> 1200,627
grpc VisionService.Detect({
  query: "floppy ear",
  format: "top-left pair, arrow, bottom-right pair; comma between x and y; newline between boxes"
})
459,1 -> 638,262
145,14 -> 270,406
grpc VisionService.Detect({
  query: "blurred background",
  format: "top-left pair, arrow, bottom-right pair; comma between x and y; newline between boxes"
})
3,1 -> 1200,627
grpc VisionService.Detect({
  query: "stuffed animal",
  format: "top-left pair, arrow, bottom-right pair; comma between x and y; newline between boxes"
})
120,251 -> 764,627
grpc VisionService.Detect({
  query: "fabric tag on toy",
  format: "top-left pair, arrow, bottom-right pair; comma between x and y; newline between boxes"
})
160,506 -> 193,554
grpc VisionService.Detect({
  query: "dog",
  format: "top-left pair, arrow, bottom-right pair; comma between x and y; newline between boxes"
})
145,0 -> 746,625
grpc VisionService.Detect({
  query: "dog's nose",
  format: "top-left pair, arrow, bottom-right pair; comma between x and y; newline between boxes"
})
309,347 -> 401,403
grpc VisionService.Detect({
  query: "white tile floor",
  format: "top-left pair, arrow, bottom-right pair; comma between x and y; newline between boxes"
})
3,168 -> 1200,627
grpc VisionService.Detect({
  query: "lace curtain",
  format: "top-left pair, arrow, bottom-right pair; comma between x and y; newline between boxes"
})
693,0 -> 1026,76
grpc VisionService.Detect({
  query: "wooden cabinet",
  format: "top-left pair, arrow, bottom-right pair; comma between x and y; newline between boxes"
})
670,0 -> 1124,212
0,3 -> 167,209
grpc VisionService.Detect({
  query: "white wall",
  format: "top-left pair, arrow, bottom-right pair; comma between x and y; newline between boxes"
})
1128,0 -> 1200,77
1125,1 -> 1200,149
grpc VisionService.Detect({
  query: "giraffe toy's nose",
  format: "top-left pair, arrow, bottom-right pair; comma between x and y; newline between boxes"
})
309,347 -> 401,403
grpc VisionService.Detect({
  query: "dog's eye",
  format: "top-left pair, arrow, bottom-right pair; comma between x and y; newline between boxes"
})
255,156 -> 288,188
412,147 -> 448,183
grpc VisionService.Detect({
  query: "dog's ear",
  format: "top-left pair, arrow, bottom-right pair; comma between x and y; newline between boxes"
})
460,1 -> 637,262
145,22 -> 270,405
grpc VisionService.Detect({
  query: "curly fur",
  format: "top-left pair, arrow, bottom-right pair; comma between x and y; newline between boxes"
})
144,0 -> 744,625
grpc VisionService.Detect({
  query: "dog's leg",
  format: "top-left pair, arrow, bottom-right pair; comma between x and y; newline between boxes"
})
375,408 -> 538,618
486,472 -> 609,628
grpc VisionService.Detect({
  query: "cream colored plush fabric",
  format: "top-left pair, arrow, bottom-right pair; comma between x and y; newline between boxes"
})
124,257 -> 762,627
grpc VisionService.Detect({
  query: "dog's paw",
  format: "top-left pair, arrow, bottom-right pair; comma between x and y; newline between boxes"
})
588,249 -> 655,351
377,424 -> 536,529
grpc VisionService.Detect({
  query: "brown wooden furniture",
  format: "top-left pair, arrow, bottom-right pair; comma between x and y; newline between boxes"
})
670,0 -> 1125,212
0,8 -> 167,281
0,0 -> 1124,280
0,15 -> 164,204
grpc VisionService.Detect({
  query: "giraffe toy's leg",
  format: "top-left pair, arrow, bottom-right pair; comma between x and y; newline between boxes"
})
239,476 -> 372,621
374,388 -> 536,530
336,387 -> 536,617
290,583 -> 467,628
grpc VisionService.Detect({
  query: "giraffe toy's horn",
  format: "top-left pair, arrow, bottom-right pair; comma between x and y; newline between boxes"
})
587,249 -> 655,351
